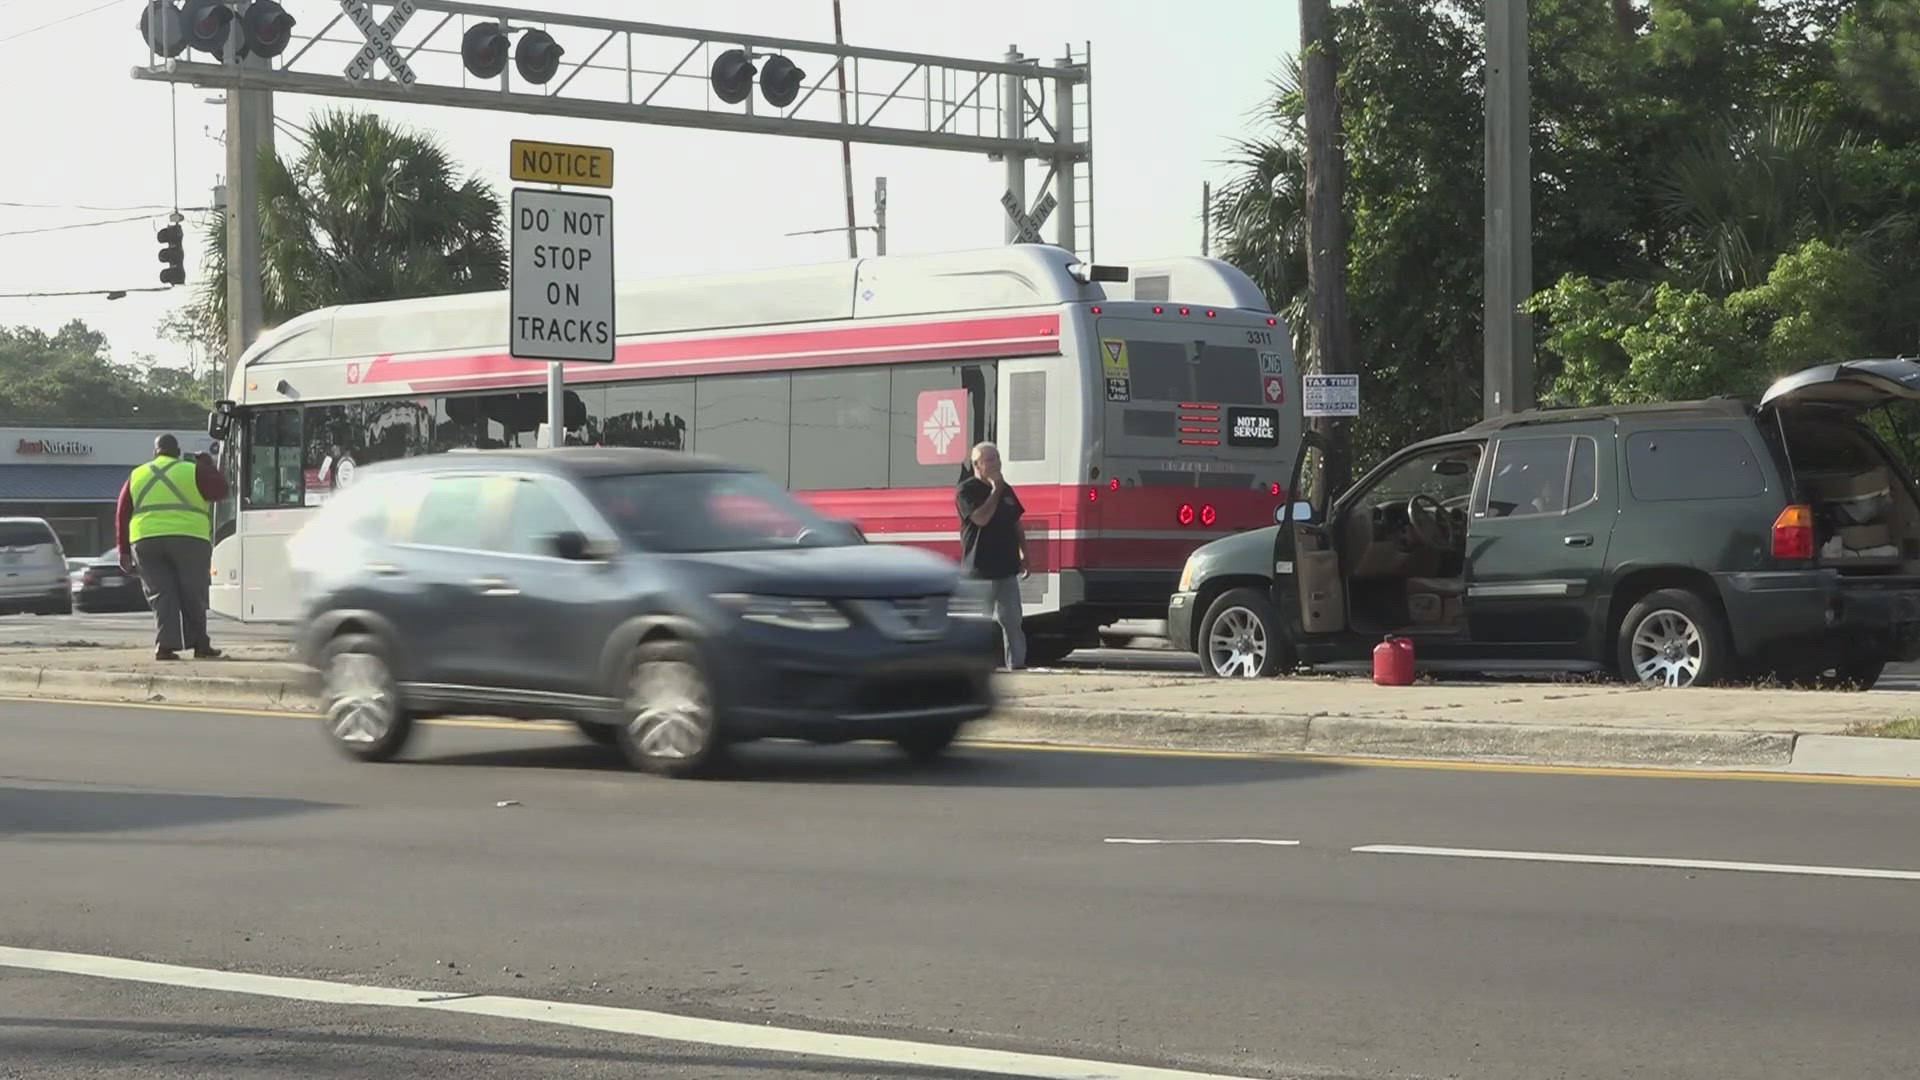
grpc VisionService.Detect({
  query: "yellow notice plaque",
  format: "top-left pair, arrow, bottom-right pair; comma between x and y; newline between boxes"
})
511,140 -> 614,188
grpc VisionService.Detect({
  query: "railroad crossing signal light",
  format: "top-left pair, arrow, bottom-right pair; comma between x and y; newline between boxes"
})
180,0 -> 233,57
461,23 -> 509,79
710,48 -> 755,104
239,0 -> 295,58
157,224 -> 185,287
760,55 -> 805,109
515,29 -> 564,85
137,1 -> 187,57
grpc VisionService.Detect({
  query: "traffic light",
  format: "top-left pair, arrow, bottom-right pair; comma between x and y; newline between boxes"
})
157,224 -> 185,287
137,1 -> 186,58
710,49 -> 755,104
239,0 -> 295,58
710,49 -> 807,109
180,0 -> 233,57
461,23 -> 509,79
515,29 -> 564,85
760,55 -> 805,109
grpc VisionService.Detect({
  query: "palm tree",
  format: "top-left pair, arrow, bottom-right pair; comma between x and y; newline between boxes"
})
177,109 -> 508,358
1209,62 -> 1311,365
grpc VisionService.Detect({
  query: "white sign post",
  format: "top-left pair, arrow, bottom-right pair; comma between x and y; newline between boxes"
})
340,0 -> 418,84
1302,374 -> 1361,418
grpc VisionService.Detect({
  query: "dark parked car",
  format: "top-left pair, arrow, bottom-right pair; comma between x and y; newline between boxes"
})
72,548 -> 149,613
288,448 -> 1001,776
1170,359 -> 1920,689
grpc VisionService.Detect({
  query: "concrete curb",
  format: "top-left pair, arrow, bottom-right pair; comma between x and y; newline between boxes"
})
983,707 -> 1797,769
3,664 -> 1911,775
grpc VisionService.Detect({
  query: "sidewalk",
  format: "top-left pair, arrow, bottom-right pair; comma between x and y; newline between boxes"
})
3,643 -> 1918,776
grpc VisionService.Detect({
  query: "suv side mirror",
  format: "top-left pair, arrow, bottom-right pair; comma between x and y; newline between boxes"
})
549,530 -> 609,561
1276,500 -> 1317,525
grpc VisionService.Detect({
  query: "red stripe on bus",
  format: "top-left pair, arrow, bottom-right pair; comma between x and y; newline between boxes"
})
357,314 -> 1062,392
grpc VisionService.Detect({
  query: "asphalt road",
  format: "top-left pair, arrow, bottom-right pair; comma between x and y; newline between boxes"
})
4,698 -> 1920,1079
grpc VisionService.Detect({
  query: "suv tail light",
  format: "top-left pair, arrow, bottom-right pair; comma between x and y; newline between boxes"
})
1773,504 -> 1814,560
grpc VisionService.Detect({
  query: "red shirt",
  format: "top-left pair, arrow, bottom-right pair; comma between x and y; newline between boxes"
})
116,454 -> 232,565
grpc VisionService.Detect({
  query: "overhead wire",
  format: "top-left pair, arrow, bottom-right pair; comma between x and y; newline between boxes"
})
0,0 -> 123,46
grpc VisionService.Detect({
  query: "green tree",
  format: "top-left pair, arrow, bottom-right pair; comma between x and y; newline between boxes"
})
1835,0 -> 1920,126
178,108 -> 508,358
0,321 -> 210,423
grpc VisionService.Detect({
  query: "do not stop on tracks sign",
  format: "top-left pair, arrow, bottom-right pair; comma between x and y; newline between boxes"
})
510,189 -> 615,363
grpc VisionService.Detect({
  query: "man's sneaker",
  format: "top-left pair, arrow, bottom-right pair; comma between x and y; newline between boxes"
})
155,649 -> 179,661
193,646 -> 224,660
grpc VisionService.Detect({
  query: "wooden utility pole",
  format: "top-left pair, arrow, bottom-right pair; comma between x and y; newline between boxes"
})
1299,0 -> 1355,498
1483,0 -> 1533,418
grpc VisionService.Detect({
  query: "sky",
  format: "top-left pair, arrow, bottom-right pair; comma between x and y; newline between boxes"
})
0,0 -> 1298,378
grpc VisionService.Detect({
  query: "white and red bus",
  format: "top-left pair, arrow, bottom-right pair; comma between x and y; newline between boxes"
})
207,244 -> 1300,662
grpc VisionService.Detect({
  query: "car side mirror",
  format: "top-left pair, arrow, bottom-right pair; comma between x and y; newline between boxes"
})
1276,500 -> 1317,525
833,518 -> 866,543
549,530 -> 608,561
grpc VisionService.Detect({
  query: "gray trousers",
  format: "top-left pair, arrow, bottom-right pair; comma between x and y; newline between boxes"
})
133,536 -> 212,653
984,574 -> 1026,670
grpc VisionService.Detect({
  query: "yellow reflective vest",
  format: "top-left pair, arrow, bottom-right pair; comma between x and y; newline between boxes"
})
127,455 -> 211,543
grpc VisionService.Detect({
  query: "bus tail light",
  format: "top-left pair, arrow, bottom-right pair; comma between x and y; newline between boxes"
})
1269,482 -> 1282,497
1200,504 -> 1217,527
1087,487 -> 1098,502
1108,478 -> 1120,491
1177,503 -> 1195,527
1773,504 -> 1814,560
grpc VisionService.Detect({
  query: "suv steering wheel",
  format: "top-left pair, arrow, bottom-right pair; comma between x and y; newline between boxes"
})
1406,493 -> 1458,549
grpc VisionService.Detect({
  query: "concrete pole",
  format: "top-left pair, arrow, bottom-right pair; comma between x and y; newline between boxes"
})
224,33 -> 272,376
1052,54 -> 1076,258
1202,181 -> 1211,257
874,176 -> 888,255
1001,47 -> 1026,243
1483,0 -> 1534,418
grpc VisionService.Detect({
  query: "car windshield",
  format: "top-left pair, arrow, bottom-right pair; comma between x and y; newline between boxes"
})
587,470 -> 853,553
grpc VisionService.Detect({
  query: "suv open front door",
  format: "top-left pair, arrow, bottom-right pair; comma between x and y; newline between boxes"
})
1272,431 -> 1348,637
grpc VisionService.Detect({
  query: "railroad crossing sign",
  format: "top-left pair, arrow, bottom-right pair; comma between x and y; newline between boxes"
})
342,0 -> 418,85
1001,189 -> 1057,244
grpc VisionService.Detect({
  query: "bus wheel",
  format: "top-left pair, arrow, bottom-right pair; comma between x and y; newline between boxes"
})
1023,636 -> 1077,668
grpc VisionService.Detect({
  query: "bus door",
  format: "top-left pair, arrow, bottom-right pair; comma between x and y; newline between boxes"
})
995,355 -> 1066,616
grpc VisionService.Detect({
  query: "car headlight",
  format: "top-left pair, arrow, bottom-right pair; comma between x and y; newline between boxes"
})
1178,554 -> 1199,593
714,594 -> 851,630
950,578 -> 994,618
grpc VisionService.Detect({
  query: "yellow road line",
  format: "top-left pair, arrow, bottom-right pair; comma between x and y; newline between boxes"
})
2,693 -> 1915,788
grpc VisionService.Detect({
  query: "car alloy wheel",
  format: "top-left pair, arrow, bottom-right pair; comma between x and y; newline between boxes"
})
1629,608 -> 1704,687
325,651 -> 396,745
1207,606 -> 1269,678
626,657 -> 716,765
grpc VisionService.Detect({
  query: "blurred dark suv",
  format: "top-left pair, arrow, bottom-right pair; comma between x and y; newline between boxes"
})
288,448 -> 1000,776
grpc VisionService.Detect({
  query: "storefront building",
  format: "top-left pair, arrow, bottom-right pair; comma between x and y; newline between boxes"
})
0,425 -> 211,557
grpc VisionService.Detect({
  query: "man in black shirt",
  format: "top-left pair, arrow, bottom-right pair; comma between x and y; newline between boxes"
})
956,441 -> 1028,669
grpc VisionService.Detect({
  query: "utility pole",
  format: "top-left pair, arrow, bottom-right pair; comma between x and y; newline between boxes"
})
224,28 -> 272,378
1201,180 -> 1211,256
1299,0 -> 1356,499
1483,0 -> 1533,418
874,176 -> 888,255
831,1 -> 859,257
1001,46 -> 1027,244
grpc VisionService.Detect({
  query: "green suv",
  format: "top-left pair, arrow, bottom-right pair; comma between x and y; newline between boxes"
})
1168,359 -> 1920,688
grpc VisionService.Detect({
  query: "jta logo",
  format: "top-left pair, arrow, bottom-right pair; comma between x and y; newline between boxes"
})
916,390 -> 968,464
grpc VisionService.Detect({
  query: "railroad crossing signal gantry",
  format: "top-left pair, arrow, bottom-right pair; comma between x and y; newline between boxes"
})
130,1 -> 1096,259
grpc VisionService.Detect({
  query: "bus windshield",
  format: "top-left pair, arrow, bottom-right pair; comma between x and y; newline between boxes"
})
587,470 -> 858,553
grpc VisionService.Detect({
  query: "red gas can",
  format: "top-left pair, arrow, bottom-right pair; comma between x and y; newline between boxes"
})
1372,636 -> 1416,686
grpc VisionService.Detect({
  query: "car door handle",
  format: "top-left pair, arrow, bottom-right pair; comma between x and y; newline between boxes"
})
471,577 -> 520,597
366,562 -> 403,576
1564,534 -> 1594,548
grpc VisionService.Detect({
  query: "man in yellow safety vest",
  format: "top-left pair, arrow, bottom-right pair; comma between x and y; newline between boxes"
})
116,434 -> 232,660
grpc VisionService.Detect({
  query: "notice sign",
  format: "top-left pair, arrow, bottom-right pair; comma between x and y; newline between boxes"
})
511,140 -> 614,188
510,189 -> 615,363
1302,374 -> 1360,417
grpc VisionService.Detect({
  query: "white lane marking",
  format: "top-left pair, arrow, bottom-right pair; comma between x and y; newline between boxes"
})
1104,838 -> 1301,847
0,945 -> 1260,1080
1352,845 -> 1920,882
